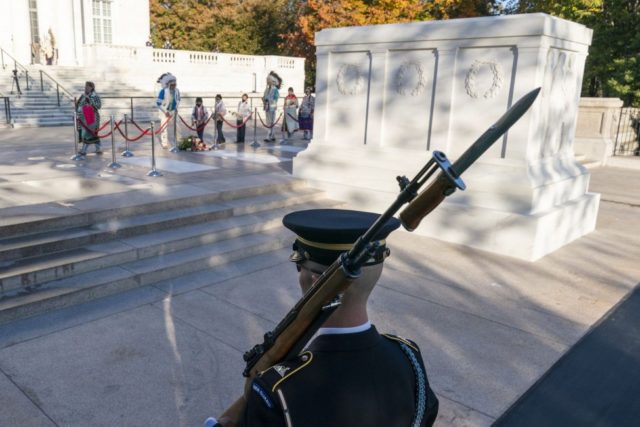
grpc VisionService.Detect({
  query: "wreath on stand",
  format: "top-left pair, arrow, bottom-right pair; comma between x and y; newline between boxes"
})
179,136 -> 194,151
179,135 -> 209,151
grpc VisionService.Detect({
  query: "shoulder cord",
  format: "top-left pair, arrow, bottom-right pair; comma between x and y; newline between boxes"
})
276,389 -> 293,427
399,342 -> 427,427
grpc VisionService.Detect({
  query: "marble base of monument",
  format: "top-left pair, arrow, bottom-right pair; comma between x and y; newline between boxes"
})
294,144 -> 599,261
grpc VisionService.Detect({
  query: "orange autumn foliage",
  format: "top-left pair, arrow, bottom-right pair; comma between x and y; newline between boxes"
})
281,0 -> 496,86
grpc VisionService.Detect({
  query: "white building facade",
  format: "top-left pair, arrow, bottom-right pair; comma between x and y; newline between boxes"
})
0,0 -> 305,96
0,0 -> 150,66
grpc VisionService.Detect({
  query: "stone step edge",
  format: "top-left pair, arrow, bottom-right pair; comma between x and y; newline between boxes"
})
0,226 -> 290,301
0,187 -> 321,262
0,198 -> 340,294
0,195 -> 335,292
0,233 -> 290,327
0,212 -> 278,293
0,177 -> 307,239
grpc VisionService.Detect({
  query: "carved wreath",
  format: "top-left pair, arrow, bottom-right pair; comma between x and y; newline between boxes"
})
396,61 -> 426,96
464,60 -> 504,99
336,64 -> 364,96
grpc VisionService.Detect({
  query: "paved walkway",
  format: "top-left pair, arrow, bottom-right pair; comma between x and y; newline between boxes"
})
0,125 -> 639,426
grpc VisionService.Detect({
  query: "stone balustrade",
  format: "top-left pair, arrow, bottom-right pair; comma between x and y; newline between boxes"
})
574,97 -> 624,164
81,44 -> 305,95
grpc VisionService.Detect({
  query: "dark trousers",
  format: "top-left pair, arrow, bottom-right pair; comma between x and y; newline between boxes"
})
216,120 -> 225,142
197,129 -> 204,141
237,120 -> 246,142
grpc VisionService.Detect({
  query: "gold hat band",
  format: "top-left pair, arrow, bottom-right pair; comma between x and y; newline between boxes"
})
296,236 -> 386,251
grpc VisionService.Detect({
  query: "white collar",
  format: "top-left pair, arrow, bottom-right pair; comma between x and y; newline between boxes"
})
315,321 -> 371,336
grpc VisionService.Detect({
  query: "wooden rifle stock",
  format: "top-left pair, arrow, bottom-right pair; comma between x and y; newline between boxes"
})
399,174 -> 454,231
246,266 -> 353,379
218,395 -> 247,427
219,263 -> 355,426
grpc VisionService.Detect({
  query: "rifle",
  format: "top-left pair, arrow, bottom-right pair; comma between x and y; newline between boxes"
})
217,87 -> 541,426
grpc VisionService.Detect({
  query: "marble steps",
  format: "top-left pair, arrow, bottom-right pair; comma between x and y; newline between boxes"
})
4,87 -> 234,128
4,86 -> 153,127
0,200 -> 326,296
5,96 -> 72,105
0,228 -> 292,326
11,119 -> 74,128
0,188 -> 321,265
0,193 -> 341,325
1,185 -> 321,258
0,178 -> 308,239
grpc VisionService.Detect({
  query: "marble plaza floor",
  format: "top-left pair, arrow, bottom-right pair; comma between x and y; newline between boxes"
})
0,125 -> 639,426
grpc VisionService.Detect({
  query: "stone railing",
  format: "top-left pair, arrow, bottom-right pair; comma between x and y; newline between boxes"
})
81,45 -> 305,95
574,97 -> 623,164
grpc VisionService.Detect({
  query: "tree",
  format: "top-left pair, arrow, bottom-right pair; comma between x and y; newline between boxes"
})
584,0 -> 640,106
150,0 -> 298,54
150,0 -> 216,50
282,0 -> 498,87
506,0 -> 640,106
427,0 -> 502,19
504,0 -> 602,20
149,1 -> 504,90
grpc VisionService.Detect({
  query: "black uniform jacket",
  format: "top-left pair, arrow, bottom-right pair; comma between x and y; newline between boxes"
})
241,325 -> 439,426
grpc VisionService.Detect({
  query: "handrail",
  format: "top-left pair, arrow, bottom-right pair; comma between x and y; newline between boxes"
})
0,47 -> 32,92
0,47 -> 29,74
1,96 -> 11,125
1,46 -> 74,106
37,68 -> 75,104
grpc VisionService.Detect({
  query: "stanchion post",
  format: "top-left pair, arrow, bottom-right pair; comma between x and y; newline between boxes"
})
147,122 -> 163,177
70,111 -> 85,161
212,115 -> 220,151
107,115 -> 122,169
280,111 -> 288,145
250,107 -> 260,148
170,111 -> 178,153
121,113 -> 133,157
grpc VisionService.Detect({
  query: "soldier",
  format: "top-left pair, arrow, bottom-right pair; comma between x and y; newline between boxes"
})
208,208 -> 439,427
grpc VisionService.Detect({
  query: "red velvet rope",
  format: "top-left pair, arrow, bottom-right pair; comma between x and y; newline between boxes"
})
97,120 -> 111,132
130,115 -> 172,135
130,118 -> 147,133
114,121 -> 150,142
257,112 -> 283,128
220,113 -> 253,129
154,116 -> 173,135
77,118 -> 108,137
77,119 -> 122,139
178,113 -> 214,132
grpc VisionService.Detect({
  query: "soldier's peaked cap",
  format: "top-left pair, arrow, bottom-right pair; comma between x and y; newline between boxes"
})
283,209 -> 400,266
